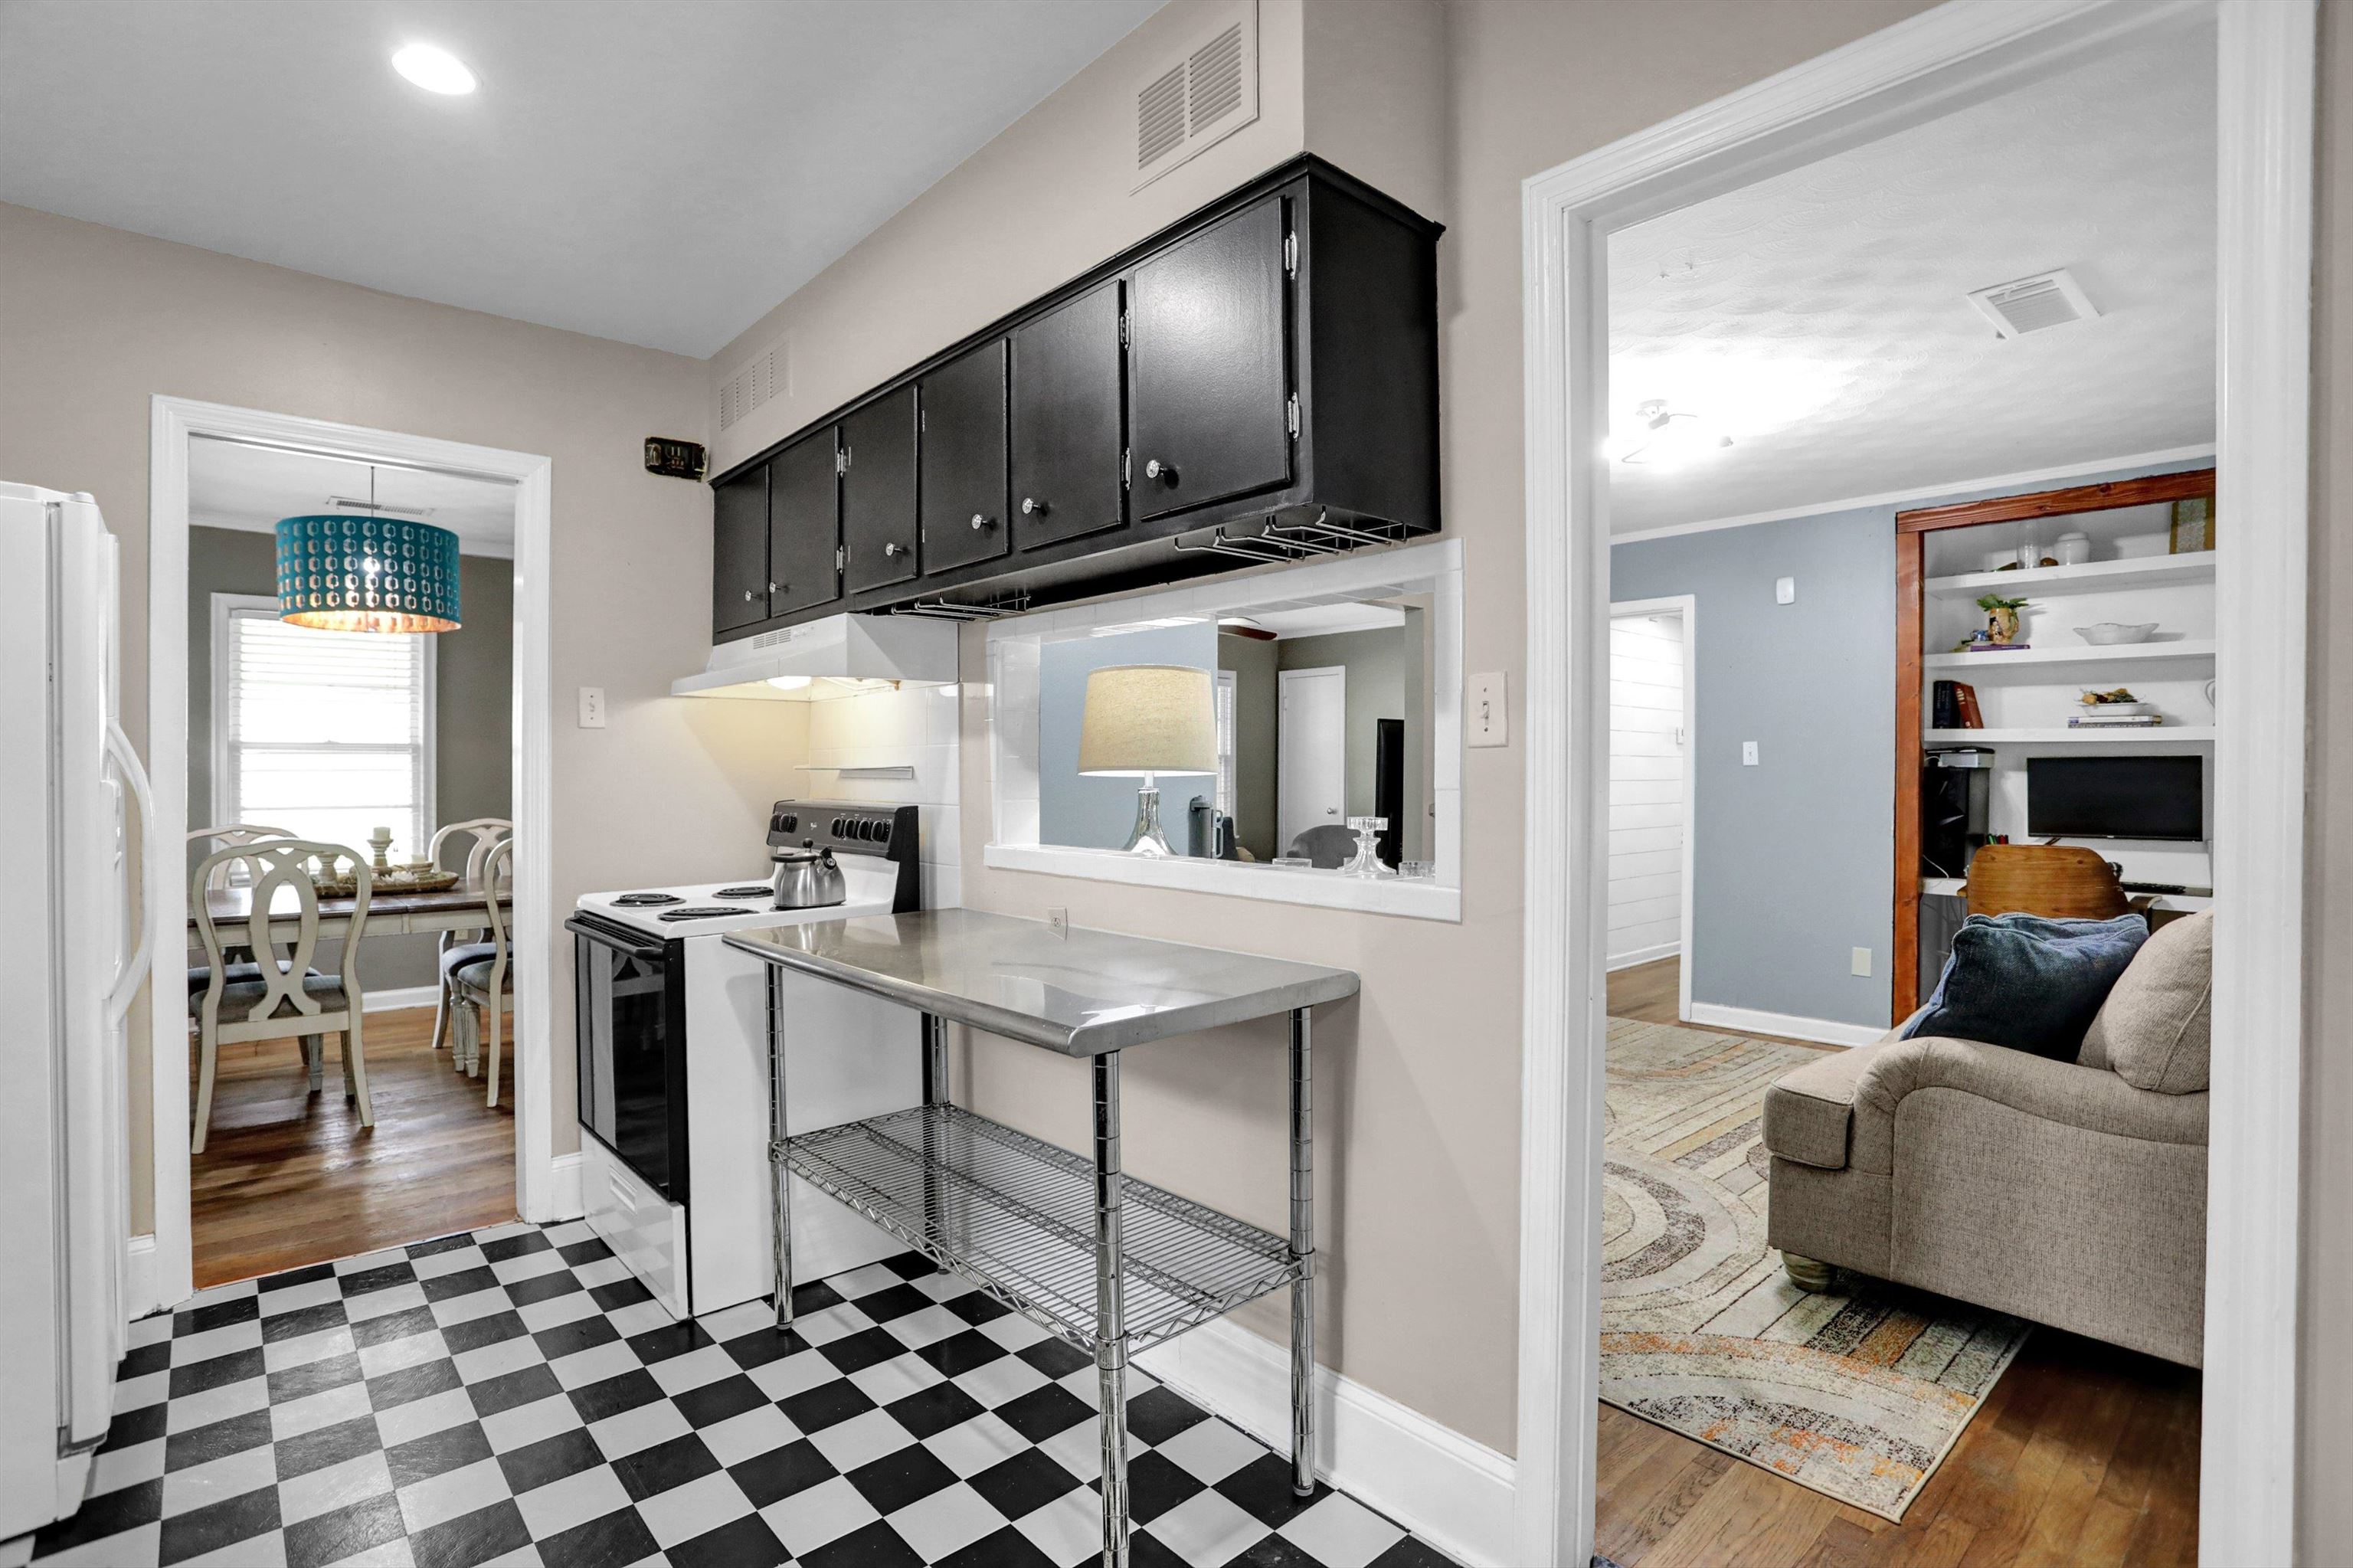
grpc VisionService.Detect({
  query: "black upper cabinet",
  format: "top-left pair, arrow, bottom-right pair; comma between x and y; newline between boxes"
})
918,342 -> 1011,574
839,388 -> 919,593
765,432 -> 840,620
1127,198 -> 1290,522
709,156 -> 1440,639
712,466 -> 769,634
1010,282 -> 1127,550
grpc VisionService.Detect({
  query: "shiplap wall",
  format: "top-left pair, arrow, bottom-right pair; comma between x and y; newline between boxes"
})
1608,612 -> 1685,967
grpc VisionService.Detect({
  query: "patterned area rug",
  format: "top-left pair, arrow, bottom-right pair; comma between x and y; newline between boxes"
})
1602,1017 -> 2031,1521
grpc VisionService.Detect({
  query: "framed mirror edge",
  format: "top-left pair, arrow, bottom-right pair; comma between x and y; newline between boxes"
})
982,535 -> 1464,923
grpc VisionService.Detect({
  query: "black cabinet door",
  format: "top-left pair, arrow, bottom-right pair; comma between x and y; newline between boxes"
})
840,387 -> 920,593
1127,195 -> 1291,521
765,431 -> 840,619
1010,280 -> 1126,549
918,341 -> 1010,575
712,466 -> 770,634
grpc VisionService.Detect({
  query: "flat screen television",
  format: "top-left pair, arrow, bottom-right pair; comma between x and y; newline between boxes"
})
2025,755 -> 2204,842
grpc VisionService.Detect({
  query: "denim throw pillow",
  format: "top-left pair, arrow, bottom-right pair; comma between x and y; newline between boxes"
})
1903,911 -> 2149,1059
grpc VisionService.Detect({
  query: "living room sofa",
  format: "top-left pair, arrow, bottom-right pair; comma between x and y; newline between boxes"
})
1761,912 -> 2212,1367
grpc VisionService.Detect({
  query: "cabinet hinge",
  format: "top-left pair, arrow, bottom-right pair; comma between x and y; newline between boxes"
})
1284,230 -> 1298,278
836,447 -> 849,475
1287,394 -> 1300,439
1119,310 -> 1131,349
1122,449 -> 1131,489
835,545 -> 846,573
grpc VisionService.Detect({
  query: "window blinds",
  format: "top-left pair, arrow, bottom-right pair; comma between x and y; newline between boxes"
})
221,605 -> 432,863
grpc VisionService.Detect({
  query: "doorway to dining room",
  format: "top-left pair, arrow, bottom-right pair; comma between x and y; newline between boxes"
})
169,418 -> 538,1289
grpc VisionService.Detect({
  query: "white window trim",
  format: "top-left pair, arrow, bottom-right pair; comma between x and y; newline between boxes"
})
208,591 -> 438,850
983,536 -> 1462,921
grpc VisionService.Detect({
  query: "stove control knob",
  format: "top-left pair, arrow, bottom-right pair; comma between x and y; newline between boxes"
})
831,817 -> 846,838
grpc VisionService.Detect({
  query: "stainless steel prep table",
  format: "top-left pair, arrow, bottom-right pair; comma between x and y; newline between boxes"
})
722,908 -> 1359,1568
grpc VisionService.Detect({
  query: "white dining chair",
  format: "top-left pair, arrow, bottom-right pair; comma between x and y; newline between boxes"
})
427,817 -> 512,1058
449,838 -> 514,1108
188,838 -> 375,1153
187,823 -> 296,979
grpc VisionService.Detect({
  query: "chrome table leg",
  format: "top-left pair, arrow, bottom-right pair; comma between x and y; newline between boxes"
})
1289,1005 -> 1316,1495
922,1012 -> 947,1242
1093,1049 -> 1131,1567
767,965 -> 795,1327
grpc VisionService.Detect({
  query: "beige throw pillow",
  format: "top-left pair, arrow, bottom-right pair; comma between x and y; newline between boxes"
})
2080,912 -> 2213,1094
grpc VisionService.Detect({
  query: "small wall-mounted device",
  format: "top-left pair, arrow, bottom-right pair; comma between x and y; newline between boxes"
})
644,437 -> 708,481
1775,576 -> 1795,604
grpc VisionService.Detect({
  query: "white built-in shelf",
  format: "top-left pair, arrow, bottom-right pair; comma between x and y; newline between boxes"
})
1920,876 -> 2214,912
1922,640 -> 2216,681
794,762 -> 917,779
1924,726 -> 2216,745
1924,554 -> 2217,599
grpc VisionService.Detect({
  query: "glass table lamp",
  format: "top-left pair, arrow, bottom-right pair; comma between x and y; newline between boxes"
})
1078,663 -> 1217,856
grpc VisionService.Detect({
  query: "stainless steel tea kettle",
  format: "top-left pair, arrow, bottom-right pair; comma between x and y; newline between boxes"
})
771,843 -> 846,909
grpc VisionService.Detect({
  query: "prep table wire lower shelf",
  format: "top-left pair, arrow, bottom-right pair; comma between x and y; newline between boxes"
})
787,1103 -> 1304,1352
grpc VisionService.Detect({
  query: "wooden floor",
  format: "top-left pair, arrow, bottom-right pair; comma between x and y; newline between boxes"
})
1599,957 -> 2201,1567
191,1005 -> 519,1288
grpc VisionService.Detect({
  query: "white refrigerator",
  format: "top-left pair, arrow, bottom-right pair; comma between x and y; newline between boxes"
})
0,482 -> 156,1538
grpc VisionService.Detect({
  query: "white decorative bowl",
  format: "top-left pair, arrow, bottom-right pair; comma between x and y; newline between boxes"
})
2075,623 -> 2158,645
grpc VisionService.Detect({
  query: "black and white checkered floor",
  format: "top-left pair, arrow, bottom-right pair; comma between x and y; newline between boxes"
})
5,1220 -> 1459,1568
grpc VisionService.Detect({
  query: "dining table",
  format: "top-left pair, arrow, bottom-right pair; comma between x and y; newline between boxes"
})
187,881 -> 511,945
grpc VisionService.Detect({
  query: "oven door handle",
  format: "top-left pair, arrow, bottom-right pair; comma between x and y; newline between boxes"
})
565,913 -> 668,962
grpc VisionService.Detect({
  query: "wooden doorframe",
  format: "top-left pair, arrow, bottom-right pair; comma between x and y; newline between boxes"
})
1891,466 -> 2217,1016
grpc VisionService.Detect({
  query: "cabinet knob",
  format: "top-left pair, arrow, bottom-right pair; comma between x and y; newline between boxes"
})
1144,458 -> 1170,481
884,542 -> 905,558
970,513 -> 991,532
743,590 -> 754,603
1021,497 -> 1047,516
768,582 -> 778,594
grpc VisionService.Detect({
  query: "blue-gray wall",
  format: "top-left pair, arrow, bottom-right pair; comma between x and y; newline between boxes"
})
1037,622 -> 1219,850
1609,458 -> 2211,1030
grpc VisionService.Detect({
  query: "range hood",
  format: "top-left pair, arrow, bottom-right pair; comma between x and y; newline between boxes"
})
672,614 -> 959,700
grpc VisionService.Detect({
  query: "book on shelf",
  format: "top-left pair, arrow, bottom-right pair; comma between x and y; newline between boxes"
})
1965,641 -> 2031,652
2069,714 -> 2165,727
1930,679 -> 1984,729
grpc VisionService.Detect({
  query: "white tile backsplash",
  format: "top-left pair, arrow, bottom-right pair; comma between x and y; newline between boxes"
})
797,684 -> 961,905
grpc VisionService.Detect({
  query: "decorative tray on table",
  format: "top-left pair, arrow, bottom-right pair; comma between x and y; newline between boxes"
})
304,862 -> 462,898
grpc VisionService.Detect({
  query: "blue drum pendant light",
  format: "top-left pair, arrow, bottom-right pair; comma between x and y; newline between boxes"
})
275,466 -> 462,633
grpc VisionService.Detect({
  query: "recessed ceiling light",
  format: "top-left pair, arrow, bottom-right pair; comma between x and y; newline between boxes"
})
392,44 -> 476,96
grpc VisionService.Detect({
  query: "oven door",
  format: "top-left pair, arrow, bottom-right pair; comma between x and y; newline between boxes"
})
568,912 -> 689,1201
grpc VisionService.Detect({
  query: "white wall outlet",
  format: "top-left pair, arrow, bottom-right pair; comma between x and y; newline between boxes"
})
577,686 -> 607,728
1851,946 -> 1874,977
1045,905 -> 1069,938
1468,672 -> 1508,747
1775,576 -> 1796,604
1742,740 -> 1759,766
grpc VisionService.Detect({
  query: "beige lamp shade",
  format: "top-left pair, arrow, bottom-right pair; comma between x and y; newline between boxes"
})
1077,663 -> 1217,776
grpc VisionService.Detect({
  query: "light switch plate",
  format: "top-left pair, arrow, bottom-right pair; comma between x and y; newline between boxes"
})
1742,740 -> 1759,766
1045,906 -> 1069,939
1852,946 -> 1874,977
1469,672 -> 1508,747
578,686 -> 607,728
1775,576 -> 1796,604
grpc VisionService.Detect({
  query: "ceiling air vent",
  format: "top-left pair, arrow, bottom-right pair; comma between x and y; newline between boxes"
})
718,338 -> 786,433
1965,269 -> 2099,339
1131,0 -> 1258,192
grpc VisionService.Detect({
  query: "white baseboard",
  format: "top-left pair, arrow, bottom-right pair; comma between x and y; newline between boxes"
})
1605,941 -> 1680,972
1133,1318 -> 1515,1568
547,1151 -> 584,1222
123,1233 -> 159,1320
364,985 -> 441,1014
1687,1000 -> 1883,1048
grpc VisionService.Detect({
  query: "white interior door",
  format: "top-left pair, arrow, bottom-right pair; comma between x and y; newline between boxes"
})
1608,607 -> 1687,971
1278,665 -> 1346,853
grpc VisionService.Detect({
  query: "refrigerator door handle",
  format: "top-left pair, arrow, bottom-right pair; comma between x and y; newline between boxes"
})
102,718 -> 158,1024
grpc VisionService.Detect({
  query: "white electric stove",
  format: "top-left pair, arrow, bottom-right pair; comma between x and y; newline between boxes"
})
568,801 -> 927,1319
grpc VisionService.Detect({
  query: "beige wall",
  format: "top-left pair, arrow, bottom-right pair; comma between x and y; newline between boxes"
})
0,202 -> 806,1230
2303,2 -> 2353,1556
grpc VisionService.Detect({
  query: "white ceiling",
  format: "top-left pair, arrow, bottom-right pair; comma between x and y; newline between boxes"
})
0,0 -> 1167,357
188,437 -> 517,557
1606,22 -> 2217,535
1238,604 -> 1408,640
